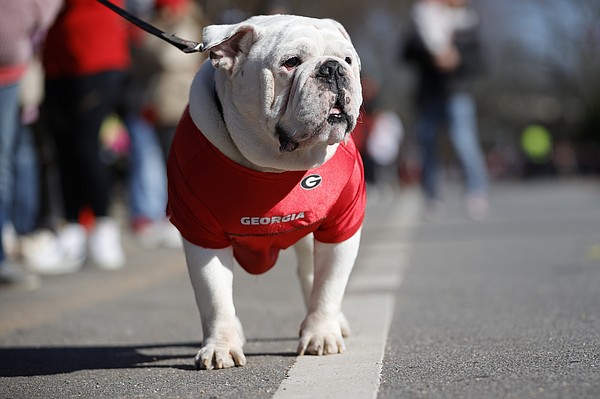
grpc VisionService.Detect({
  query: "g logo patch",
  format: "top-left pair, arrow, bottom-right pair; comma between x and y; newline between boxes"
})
301,174 -> 322,190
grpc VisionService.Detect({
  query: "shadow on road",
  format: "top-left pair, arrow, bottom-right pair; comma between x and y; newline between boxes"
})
0,342 -> 201,377
0,337 -> 299,377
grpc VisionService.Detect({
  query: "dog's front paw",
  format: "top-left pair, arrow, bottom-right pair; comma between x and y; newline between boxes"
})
195,339 -> 246,370
339,312 -> 351,337
297,313 -> 346,356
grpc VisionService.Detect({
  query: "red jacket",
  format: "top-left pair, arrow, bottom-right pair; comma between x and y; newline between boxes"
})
42,0 -> 130,78
167,109 -> 366,275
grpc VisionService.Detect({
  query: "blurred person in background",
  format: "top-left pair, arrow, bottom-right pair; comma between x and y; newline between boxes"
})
3,59 -> 64,271
141,0 -> 204,160
353,78 -> 379,185
121,0 -> 174,250
0,0 -> 62,289
403,0 -> 489,219
123,0 -> 202,249
353,77 -> 404,203
366,108 -> 404,202
40,0 -> 131,274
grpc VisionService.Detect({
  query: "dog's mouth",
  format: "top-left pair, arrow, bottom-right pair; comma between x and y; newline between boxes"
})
278,99 -> 353,153
327,98 -> 352,128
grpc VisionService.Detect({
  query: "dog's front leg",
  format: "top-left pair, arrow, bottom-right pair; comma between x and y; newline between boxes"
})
183,239 -> 246,370
297,228 -> 361,356
295,233 -> 351,337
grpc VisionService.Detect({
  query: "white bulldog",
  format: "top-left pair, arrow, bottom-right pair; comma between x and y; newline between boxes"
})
167,14 -> 365,370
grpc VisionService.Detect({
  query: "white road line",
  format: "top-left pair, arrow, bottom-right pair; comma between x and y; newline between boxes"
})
273,188 -> 422,399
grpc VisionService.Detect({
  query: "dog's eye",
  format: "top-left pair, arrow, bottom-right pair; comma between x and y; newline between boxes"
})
345,57 -> 352,65
282,57 -> 301,69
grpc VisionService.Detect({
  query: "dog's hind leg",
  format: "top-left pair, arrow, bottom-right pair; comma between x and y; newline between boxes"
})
294,233 -> 352,338
294,233 -> 314,308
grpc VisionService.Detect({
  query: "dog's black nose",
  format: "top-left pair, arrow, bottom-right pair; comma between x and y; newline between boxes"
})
316,60 -> 346,81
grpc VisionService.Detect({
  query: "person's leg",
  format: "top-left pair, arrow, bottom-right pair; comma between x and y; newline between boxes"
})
72,72 -> 122,219
447,92 -> 489,196
125,113 -> 167,223
44,72 -> 126,271
416,97 -> 444,203
44,77 -> 83,222
0,83 -> 21,264
74,71 -> 126,269
11,123 -> 40,235
40,78 -> 88,273
125,113 -> 178,249
447,92 -> 489,218
0,82 -> 40,289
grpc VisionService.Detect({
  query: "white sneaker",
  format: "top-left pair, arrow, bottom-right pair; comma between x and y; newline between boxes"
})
133,219 -> 182,249
466,194 -> 489,220
2,223 -> 19,260
133,220 -> 164,250
0,261 -> 41,291
89,219 -> 125,270
161,221 -> 182,249
22,228 -> 84,275
59,223 -> 88,270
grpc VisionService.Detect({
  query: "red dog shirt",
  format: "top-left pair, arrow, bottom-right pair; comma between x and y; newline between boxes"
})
167,109 -> 366,275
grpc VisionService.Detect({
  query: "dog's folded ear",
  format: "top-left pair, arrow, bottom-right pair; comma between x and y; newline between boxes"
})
202,23 -> 260,74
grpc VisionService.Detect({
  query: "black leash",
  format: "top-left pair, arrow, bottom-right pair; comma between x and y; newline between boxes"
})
96,0 -> 204,53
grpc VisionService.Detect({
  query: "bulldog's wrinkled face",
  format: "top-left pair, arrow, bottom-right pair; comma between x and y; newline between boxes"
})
267,25 -> 361,153
202,15 -> 362,170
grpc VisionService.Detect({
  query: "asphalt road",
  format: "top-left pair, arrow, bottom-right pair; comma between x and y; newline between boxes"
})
379,179 -> 600,399
1,178 -> 599,398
